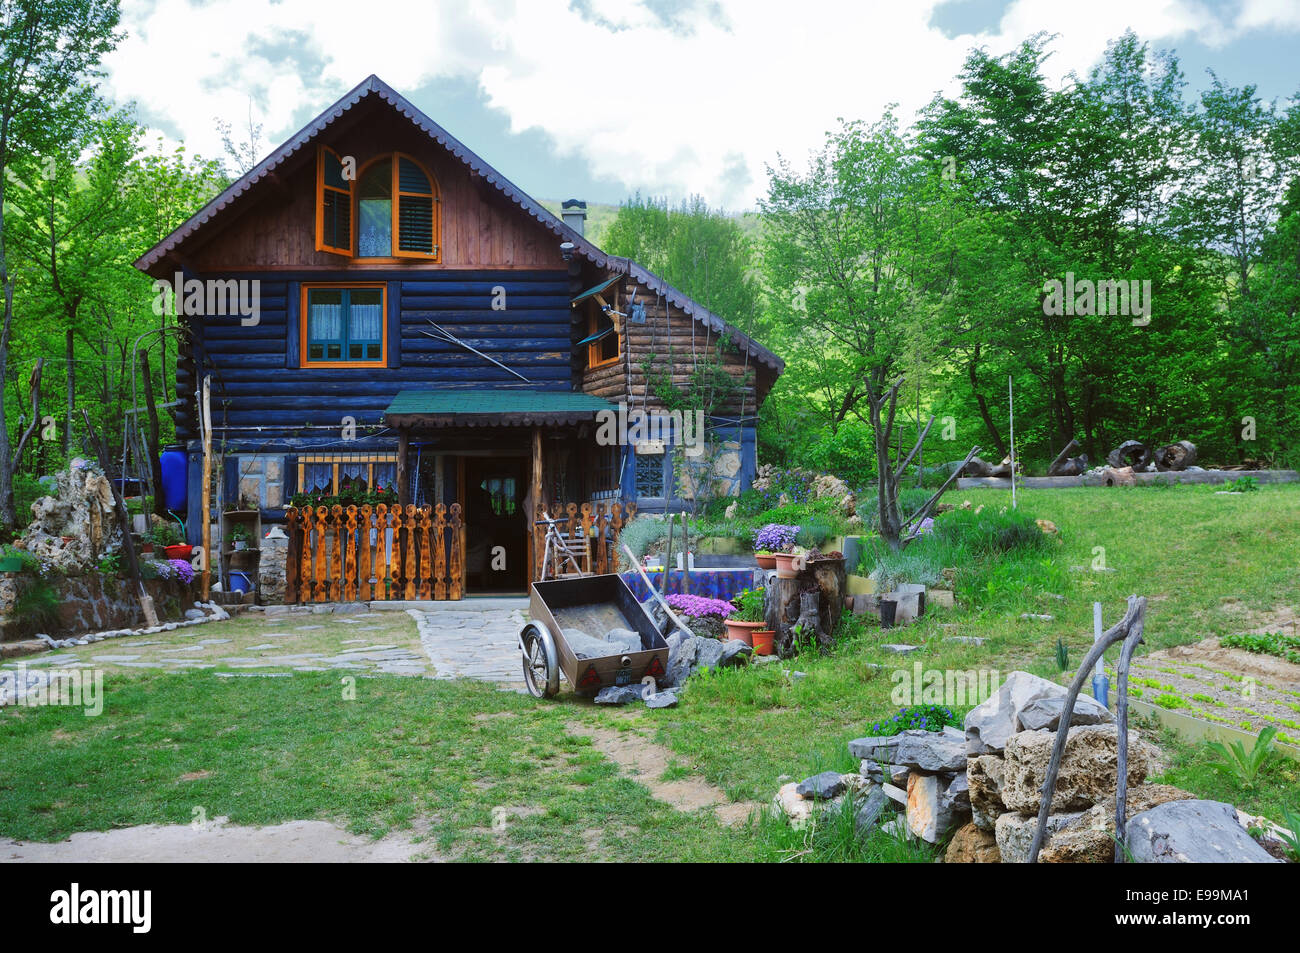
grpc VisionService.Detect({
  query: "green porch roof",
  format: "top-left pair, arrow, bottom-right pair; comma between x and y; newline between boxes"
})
384,389 -> 618,427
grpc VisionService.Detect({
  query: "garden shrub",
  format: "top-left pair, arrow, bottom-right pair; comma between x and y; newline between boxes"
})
620,517 -> 669,559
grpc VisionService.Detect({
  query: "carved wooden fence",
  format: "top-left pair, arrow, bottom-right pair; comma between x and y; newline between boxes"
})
532,501 -> 636,581
285,503 -> 465,603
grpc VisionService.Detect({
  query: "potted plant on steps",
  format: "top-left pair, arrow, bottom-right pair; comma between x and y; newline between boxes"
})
230,525 -> 251,552
754,524 -> 798,574
724,586 -> 767,645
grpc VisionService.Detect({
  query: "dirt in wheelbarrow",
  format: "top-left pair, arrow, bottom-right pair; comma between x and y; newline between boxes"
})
570,722 -> 761,827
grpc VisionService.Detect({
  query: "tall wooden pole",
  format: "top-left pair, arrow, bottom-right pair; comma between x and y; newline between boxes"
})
1008,375 -> 1016,510
529,426 -> 542,582
200,375 -> 212,600
397,429 -> 410,506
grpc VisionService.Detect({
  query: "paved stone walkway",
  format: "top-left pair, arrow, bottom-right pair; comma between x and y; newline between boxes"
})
408,598 -> 528,683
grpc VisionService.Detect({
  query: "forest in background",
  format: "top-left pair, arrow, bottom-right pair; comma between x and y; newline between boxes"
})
2,3 -> 1298,536
603,33 -> 1300,489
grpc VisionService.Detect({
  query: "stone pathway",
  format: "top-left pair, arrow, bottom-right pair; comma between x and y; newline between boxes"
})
408,599 -> 527,683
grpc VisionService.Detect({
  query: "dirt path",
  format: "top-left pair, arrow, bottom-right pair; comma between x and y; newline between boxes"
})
571,723 -> 761,827
0,817 -> 438,863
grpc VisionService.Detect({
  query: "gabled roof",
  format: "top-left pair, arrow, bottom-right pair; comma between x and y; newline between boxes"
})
133,74 -> 783,374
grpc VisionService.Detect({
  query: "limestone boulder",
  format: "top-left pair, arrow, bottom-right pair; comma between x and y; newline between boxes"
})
1039,784 -> 1196,863
966,670 -> 1113,756
893,726 -> 967,773
1126,800 -> 1280,863
995,809 -> 1084,864
944,822 -> 1001,863
967,754 -> 1007,831
906,771 -> 971,844
1001,725 -> 1156,814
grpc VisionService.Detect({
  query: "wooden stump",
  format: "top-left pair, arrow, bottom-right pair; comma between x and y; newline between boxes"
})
764,556 -> 847,657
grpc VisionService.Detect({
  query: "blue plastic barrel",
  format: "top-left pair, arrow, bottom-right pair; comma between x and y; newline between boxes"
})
160,447 -> 188,513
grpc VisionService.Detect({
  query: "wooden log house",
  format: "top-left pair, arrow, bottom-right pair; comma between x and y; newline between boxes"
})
133,76 -> 783,599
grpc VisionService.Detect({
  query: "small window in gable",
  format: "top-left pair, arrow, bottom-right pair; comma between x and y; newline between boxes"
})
355,152 -> 440,261
316,147 -> 353,255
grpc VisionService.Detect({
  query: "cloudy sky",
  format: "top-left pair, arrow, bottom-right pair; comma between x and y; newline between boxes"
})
103,0 -> 1300,210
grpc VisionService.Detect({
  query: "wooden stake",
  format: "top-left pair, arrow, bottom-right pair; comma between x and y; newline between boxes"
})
200,375 -> 212,600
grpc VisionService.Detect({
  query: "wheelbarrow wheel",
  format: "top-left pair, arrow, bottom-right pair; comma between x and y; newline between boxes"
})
520,623 -> 559,698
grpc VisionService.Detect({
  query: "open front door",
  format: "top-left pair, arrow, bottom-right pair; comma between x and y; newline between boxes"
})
462,456 -> 528,593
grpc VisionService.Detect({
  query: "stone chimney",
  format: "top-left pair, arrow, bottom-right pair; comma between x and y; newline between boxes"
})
561,199 -> 587,237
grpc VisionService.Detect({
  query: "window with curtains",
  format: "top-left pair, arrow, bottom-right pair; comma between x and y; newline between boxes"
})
296,454 -> 399,497
301,284 -> 386,366
315,147 -> 440,261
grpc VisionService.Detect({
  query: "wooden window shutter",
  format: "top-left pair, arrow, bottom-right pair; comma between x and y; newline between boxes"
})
316,146 -> 353,255
393,153 -> 439,260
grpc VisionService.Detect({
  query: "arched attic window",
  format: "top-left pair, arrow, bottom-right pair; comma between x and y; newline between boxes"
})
316,148 -> 441,261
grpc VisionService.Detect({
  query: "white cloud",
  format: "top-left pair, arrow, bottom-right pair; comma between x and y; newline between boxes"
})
102,0 -> 1294,208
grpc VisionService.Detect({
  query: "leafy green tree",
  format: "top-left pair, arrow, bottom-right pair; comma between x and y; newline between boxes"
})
0,0 -> 122,531
761,113 -> 980,548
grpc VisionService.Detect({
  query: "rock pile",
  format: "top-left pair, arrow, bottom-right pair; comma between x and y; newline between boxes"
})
16,465 -> 121,573
776,669 -> 1291,862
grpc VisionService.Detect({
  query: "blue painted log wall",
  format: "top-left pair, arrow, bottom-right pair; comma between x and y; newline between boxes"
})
179,269 -> 571,441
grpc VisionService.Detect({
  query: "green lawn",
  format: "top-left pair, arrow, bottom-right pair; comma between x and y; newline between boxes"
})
2,483 -> 1298,861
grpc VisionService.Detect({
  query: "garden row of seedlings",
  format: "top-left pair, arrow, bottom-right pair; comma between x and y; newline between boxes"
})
775,671 -> 1295,862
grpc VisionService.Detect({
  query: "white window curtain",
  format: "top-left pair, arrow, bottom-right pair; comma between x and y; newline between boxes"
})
348,301 -> 383,342
339,459 -> 368,485
308,303 -> 343,342
304,463 -> 333,493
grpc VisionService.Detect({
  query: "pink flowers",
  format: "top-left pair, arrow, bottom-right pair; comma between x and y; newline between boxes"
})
666,593 -> 735,619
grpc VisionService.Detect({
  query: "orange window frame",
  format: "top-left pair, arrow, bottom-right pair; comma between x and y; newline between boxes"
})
300,282 -> 388,368
587,303 -> 622,369
354,152 -> 441,262
315,146 -> 353,255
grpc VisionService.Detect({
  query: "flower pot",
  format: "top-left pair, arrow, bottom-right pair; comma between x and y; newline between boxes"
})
233,540 -> 247,551
723,619 -> 764,645
163,544 -> 193,560
772,552 -> 798,579
752,629 -> 775,656
880,598 -> 897,629
755,553 -> 777,570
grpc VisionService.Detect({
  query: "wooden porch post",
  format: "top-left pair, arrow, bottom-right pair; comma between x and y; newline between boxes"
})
526,426 -> 542,583
397,429 -> 410,507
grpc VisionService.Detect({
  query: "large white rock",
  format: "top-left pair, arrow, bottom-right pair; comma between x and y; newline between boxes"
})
965,670 -> 1113,756
1002,725 -> 1155,814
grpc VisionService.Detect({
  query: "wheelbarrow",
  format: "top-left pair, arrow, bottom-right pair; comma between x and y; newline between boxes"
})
519,573 -> 671,698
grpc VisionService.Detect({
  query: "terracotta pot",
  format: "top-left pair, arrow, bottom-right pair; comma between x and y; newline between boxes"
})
723,619 -> 764,645
755,553 -> 777,570
752,629 -> 775,656
773,552 -> 798,579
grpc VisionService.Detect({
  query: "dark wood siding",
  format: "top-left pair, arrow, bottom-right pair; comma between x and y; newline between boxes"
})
178,270 -> 570,441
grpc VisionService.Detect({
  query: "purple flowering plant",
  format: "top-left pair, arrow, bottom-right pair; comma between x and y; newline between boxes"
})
168,559 -> 195,584
753,523 -> 798,553
667,593 -> 734,619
